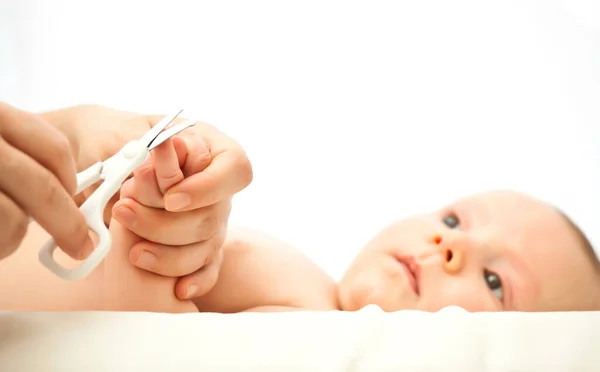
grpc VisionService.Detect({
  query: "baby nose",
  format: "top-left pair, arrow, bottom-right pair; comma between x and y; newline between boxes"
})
431,234 -> 465,274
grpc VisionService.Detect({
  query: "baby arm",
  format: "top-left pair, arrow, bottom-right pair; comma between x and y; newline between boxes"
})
193,227 -> 340,313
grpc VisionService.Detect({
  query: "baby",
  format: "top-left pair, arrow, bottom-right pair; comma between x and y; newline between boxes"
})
1,142 -> 599,313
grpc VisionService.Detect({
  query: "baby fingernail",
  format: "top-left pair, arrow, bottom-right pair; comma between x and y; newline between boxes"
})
186,284 -> 198,299
114,206 -> 137,227
136,251 -> 157,269
165,193 -> 191,211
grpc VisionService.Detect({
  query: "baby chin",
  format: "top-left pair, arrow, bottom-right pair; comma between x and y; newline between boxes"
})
338,253 -> 419,311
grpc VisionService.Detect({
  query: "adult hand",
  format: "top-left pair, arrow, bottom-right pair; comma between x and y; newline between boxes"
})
39,105 -> 155,222
114,118 -> 252,300
43,105 -> 253,299
0,102 -> 93,260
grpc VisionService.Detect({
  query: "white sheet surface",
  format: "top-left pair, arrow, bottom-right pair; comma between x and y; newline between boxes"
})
1,306 -> 599,371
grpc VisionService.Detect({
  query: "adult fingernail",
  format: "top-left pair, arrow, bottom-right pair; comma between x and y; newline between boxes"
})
136,250 -> 157,269
186,284 -> 198,299
165,193 -> 191,211
114,206 -> 137,227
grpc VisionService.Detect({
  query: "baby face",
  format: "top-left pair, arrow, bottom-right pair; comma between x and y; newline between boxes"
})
338,190 -> 600,312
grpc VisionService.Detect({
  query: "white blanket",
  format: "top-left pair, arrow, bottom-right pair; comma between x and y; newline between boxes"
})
1,306 -> 599,371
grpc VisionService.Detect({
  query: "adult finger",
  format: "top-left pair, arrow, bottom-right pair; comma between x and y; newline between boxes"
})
165,147 -> 252,212
0,103 -> 78,195
175,248 -> 224,300
0,191 -> 28,260
0,137 -> 94,259
144,116 -> 252,211
112,197 -> 231,246
128,232 -> 223,278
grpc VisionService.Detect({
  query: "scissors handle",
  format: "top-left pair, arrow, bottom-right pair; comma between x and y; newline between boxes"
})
38,186 -> 113,281
38,140 -> 149,281
76,162 -> 104,194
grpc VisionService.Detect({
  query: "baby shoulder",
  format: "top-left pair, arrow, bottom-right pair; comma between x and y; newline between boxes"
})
193,226 -> 339,312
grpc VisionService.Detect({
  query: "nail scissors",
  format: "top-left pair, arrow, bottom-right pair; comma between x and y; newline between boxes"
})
38,109 -> 196,281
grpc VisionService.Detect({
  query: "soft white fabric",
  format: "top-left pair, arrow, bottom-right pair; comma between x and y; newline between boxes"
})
1,306 -> 599,371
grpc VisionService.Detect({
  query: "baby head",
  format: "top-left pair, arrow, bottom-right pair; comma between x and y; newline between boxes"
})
338,190 -> 600,312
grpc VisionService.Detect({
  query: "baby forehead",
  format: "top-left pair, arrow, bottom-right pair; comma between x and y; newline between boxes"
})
465,194 -> 587,261
454,190 -> 553,214
451,191 -> 568,236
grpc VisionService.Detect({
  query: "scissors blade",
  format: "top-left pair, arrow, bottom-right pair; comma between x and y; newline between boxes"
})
139,109 -> 184,148
148,119 -> 197,151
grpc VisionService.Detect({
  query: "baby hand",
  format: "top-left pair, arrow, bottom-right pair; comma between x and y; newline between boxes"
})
113,133 -> 232,300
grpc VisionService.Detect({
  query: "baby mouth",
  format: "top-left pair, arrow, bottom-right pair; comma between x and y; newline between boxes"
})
395,255 -> 420,296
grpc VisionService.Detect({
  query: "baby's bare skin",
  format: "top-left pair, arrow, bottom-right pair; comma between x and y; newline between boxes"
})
1,190 -> 599,314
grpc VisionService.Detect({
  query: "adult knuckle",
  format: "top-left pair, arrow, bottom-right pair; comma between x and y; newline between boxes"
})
195,213 -> 218,240
40,173 -> 63,206
53,133 -> 72,159
232,150 -> 253,188
68,215 -> 90,244
0,137 -> 15,169
5,215 -> 28,254
49,131 -> 73,171
197,263 -> 220,295
49,134 -> 75,182
209,238 -> 221,257
200,245 -> 212,267
202,234 -> 225,266
204,251 -> 213,268
212,231 -> 226,251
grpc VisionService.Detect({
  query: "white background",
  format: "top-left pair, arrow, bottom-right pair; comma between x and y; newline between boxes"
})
1,0 -> 599,280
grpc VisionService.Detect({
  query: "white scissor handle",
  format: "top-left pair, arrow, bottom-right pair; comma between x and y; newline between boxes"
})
39,140 -> 149,281
38,188 -> 112,281
75,162 -> 104,194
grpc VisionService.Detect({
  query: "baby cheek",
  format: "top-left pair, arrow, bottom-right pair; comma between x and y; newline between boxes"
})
367,216 -> 440,255
339,254 -> 417,312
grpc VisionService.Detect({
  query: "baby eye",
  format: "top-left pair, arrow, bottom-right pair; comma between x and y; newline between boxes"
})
484,269 -> 504,301
442,214 -> 460,229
